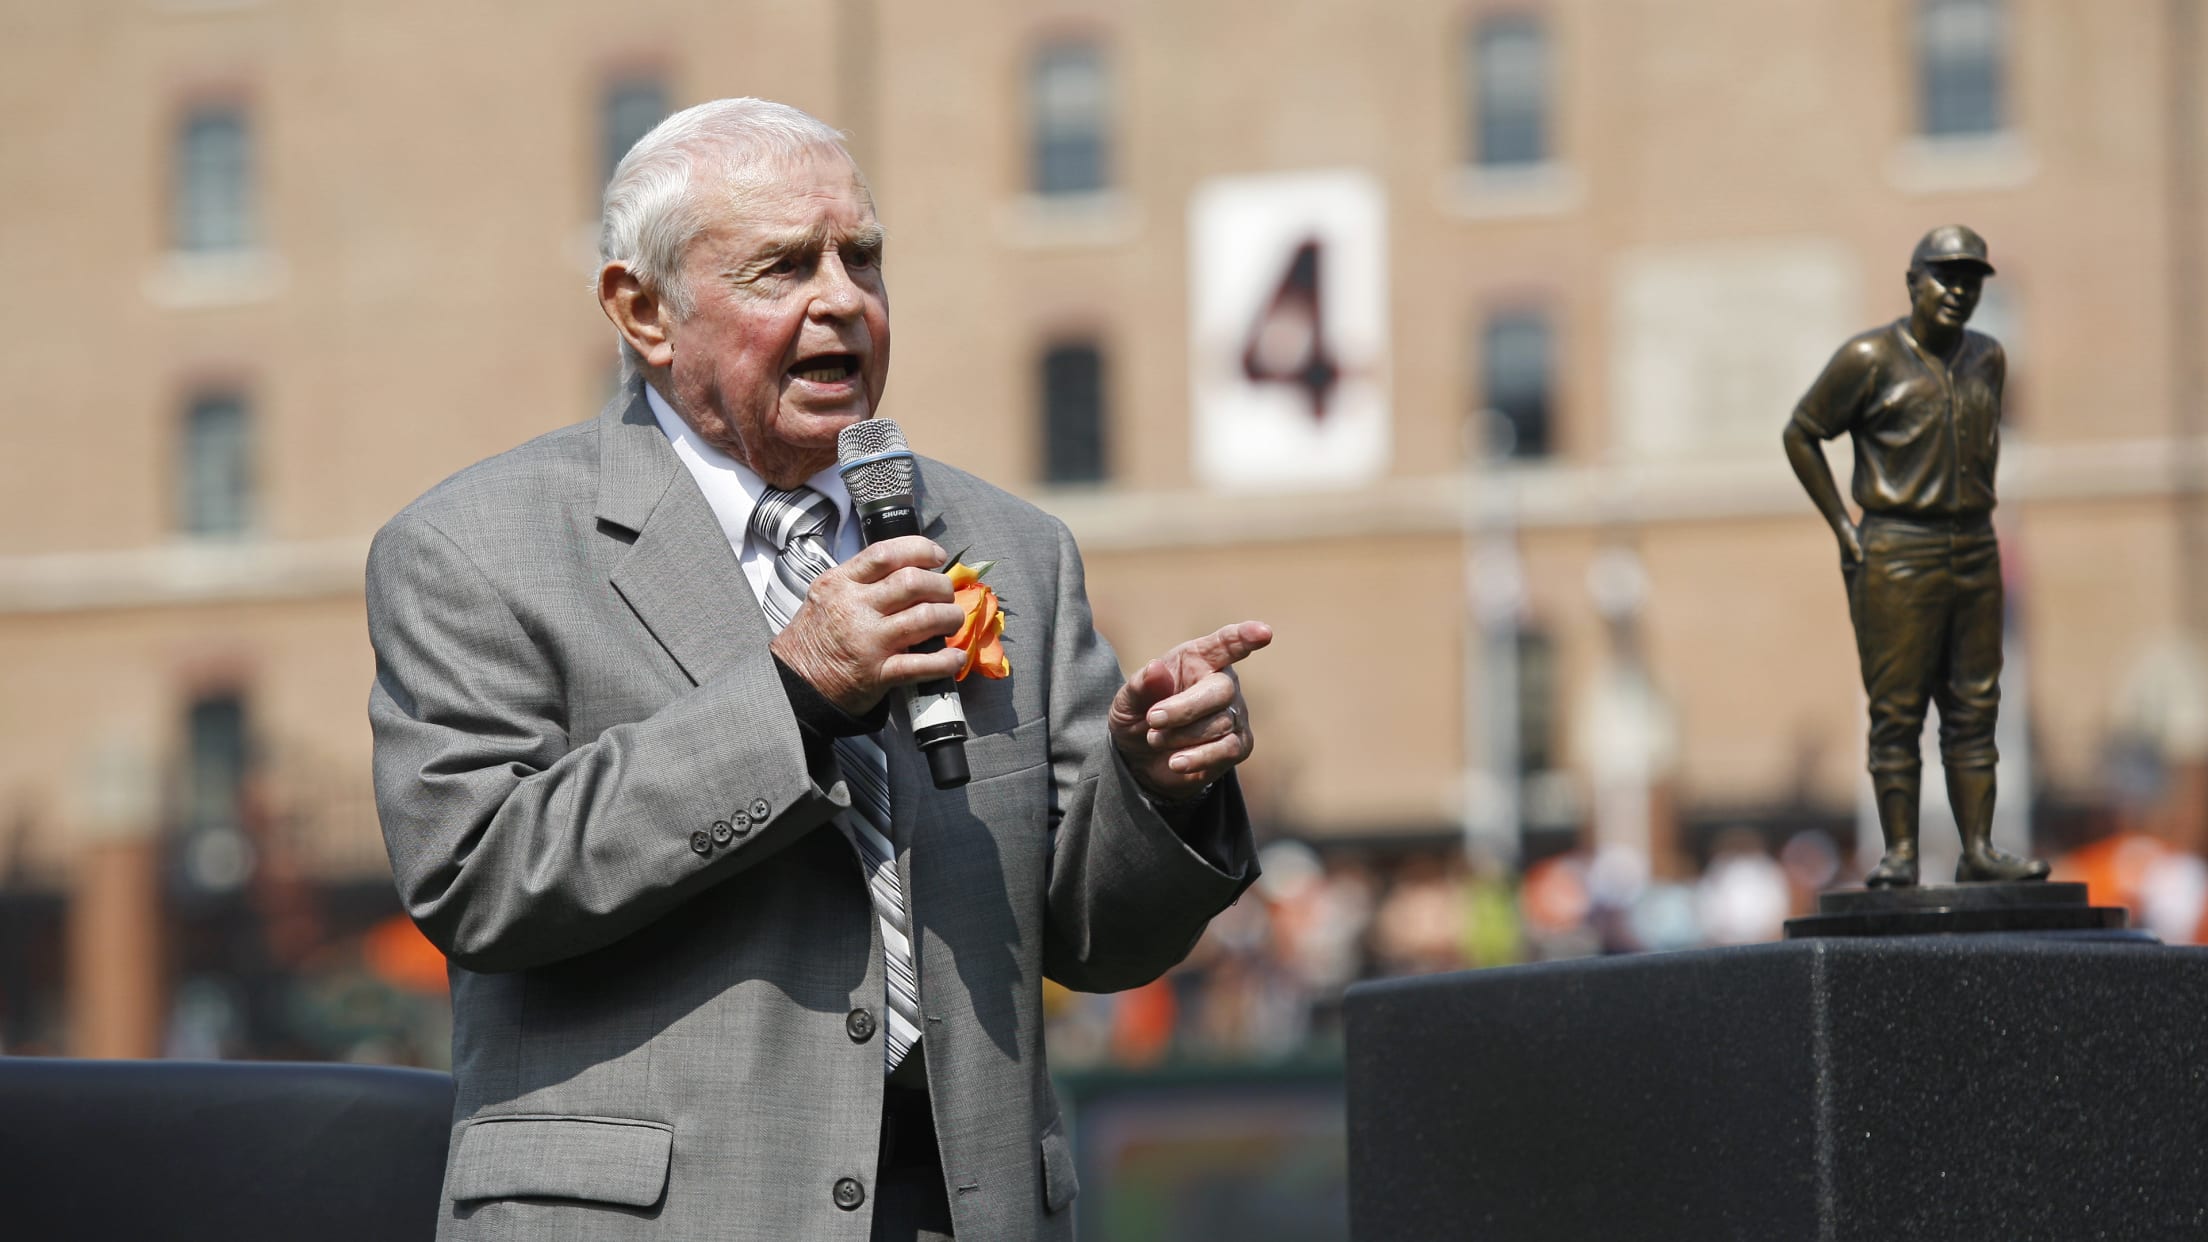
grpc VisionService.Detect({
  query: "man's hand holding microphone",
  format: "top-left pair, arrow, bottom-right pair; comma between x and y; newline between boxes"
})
769,535 -> 966,717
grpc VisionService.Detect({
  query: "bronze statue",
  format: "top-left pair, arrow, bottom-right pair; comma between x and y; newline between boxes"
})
1783,225 -> 2051,888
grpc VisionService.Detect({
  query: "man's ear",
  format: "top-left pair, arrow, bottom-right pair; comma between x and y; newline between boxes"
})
599,263 -> 675,370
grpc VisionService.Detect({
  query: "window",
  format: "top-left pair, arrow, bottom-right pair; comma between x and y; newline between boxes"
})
601,77 -> 670,189
1469,16 -> 1550,167
1516,627 -> 1558,776
179,393 -> 254,537
177,692 -> 254,895
173,106 -> 254,252
1039,341 -> 1107,484
182,695 -> 248,841
1917,0 -> 2005,137
1482,311 -> 1553,459
1030,41 -> 1110,196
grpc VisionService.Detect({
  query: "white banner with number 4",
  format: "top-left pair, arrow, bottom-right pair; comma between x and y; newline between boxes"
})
1188,169 -> 1390,491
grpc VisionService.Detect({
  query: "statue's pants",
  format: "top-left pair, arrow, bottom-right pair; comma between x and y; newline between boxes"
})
1845,512 -> 2003,778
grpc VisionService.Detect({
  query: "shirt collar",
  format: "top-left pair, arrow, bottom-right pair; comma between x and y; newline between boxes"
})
644,382 -> 855,549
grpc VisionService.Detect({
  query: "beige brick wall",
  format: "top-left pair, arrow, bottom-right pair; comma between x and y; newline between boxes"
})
0,0 -> 2201,883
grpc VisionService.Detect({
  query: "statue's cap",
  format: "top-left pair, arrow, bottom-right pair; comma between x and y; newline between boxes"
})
1911,224 -> 1995,275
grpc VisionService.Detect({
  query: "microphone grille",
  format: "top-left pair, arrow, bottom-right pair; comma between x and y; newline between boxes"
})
836,418 -> 915,505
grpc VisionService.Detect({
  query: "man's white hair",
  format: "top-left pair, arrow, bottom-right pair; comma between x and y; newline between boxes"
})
599,97 -> 863,382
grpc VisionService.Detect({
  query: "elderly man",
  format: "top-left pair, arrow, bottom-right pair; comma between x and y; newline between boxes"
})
1783,224 -> 2048,888
367,98 -> 1267,1241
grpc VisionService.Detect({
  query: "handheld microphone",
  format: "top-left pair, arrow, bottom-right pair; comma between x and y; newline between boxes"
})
837,419 -> 971,789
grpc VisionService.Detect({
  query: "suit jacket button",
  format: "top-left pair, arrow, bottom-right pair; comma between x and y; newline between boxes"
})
749,797 -> 772,822
710,820 -> 735,847
689,830 -> 713,857
832,1177 -> 865,1211
730,811 -> 752,838
846,1008 -> 877,1042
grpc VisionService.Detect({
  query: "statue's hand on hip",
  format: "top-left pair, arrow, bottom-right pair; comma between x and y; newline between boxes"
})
1836,521 -> 1864,571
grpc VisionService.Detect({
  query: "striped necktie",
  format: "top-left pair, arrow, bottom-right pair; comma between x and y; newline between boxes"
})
750,485 -> 922,1071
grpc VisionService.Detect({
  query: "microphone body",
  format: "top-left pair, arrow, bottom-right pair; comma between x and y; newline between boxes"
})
838,421 -> 971,789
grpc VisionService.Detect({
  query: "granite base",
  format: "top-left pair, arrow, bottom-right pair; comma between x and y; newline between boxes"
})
1344,937 -> 2208,1241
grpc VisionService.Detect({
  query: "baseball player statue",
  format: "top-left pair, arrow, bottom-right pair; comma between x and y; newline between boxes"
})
1782,224 -> 2051,888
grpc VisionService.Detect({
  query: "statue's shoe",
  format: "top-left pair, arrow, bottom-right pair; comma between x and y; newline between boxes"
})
1956,847 -> 2052,883
1865,850 -> 1919,888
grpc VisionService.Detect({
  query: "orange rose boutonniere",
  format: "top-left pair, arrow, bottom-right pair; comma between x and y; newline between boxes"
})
945,556 -> 1010,681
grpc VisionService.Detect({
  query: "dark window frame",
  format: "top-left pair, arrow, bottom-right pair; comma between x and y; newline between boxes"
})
1029,40 -> 1112,196
1468,14 -> 1551,168
1039,340 -> 1109,485
600,75 -> 672,191
180,692 -> 250,842
1480,309 -> 1555,460
1916,0 -> 2006,137
178,391 -> 255,538
172,104 -> 255,253
1515,625 -> 1558,776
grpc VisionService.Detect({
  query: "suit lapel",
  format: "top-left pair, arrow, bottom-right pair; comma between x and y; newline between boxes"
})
914,456 -> 951,548
599,386 -> 775,687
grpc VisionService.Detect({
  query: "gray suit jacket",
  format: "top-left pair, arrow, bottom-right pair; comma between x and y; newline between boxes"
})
366,388 -> 1257,1241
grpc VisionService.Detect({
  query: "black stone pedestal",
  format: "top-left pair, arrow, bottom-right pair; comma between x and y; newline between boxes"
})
1345,936 -> 2208,1241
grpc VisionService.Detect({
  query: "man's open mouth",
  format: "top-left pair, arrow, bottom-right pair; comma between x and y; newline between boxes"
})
790,353 -> 861,383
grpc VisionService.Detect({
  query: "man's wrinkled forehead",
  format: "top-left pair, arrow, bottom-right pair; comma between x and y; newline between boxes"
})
719,141 -> 875,214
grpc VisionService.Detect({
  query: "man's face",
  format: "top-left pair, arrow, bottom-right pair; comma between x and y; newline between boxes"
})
1908,261 -> 1985,333
661,148 -> 890,485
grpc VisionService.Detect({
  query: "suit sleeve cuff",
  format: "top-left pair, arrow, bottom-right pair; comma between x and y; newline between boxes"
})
774,653 -> 891,739
1137,774 -> 1246,876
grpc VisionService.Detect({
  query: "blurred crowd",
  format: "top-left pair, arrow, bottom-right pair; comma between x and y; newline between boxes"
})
13,818 -> 2208,1070
1041,823 -> 2208,1070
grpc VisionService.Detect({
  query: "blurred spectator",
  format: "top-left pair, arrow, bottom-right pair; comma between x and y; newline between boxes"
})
1262,844 -> 1376,1042
1624,881 -> 1701,953
2137,852 -> 2208,945
1458,850 -> 1523,969
1586,843 -> 1651,954
1181,889 -> 1308,1061
1519,852 -> 1598,961
1695,829 -> 1791,946
1110,979 -> 1178,1067
1778,830 -> 1843,916
2058,831 -> 2208,945
1370,855 -> 1466,975
1039,979 -> 1111,1067
363,913 -> 448,996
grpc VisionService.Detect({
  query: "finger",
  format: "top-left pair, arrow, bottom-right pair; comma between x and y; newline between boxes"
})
868,564 -> 957,611
883,602 -> 966,649
842,536 -> 948,585
1146,706 -> 1237,752
1115,658 -> 1177,722
1144,670 -> 1237,730
880,646 -> 968,686
1172,620 -> 1274,678
1163,728 -> 1250,776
